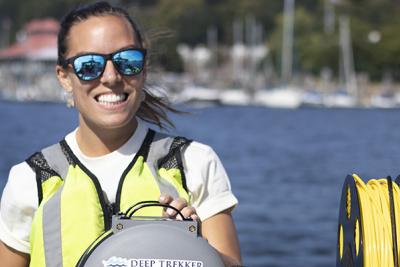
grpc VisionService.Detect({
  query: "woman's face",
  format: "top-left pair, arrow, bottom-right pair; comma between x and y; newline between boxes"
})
57,15 -> 145,132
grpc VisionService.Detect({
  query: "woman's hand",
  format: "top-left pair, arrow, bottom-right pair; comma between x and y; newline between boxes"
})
158,193 -> 199,221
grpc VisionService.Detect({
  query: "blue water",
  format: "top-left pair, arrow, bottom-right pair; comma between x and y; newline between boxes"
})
2,101 -> 400,266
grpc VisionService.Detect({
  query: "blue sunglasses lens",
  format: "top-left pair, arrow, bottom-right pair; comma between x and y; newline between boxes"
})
73,55 -> 105,81
113,50 -> 145,76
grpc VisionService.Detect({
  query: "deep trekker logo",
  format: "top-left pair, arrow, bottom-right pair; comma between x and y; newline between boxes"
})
102,256 -> 128,267
102,256 -> 204,267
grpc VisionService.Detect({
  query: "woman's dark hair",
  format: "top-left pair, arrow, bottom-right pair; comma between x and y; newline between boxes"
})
58,1 -> 179,129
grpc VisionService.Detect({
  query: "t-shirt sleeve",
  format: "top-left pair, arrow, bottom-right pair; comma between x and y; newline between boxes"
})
0,162 -> 38,254
183,142 -> 238,221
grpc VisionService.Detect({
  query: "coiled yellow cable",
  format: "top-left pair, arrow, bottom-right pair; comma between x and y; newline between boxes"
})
349,174 -> 400,267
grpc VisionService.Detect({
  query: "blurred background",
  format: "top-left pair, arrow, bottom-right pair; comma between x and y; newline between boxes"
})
1,0 -> 400,266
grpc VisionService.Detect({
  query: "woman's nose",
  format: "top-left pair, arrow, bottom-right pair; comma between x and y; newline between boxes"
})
100,60 -> 121,84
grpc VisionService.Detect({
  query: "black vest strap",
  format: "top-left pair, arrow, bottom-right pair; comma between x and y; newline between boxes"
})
137,129 -> 156,161
26,152 -> 47,205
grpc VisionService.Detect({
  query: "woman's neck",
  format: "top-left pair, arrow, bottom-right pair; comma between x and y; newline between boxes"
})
76,117 -> 138,157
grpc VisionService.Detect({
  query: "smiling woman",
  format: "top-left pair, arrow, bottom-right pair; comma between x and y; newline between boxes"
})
0,1 -> 242,267
56,14 -> 147,152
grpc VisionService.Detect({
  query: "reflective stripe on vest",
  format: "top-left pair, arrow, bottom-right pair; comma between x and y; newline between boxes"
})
26,129 -> 191,267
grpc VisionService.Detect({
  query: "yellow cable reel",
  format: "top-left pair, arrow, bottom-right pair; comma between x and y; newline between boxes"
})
337,174 -> 400,267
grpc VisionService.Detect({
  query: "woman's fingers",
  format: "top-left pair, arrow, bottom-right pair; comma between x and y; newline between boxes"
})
158,194 -> 198,220
165,197 -> 187,218
180,206 -> 199,221
159,193 -> 173,204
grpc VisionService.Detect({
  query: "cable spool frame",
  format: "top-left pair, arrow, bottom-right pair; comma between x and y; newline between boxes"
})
337,175 -> 364,267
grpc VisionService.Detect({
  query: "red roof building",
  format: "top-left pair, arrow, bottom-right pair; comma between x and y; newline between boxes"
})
0,18 -> 59,60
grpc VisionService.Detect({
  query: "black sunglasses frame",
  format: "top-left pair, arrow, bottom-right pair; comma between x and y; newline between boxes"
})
61,48 -> 147,81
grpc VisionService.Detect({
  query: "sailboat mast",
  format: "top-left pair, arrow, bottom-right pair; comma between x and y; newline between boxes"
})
281,0 -> 295,86
339,15 -> 358,101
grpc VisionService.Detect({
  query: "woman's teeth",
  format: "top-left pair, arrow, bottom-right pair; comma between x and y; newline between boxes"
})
97,94 -> 127,104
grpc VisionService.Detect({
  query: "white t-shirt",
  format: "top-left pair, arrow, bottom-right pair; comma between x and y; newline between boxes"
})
0,119 -> 238,254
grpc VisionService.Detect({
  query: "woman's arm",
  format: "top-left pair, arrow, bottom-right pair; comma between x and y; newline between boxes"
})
201,209 -> 242,267
159,195 -> 242,266
0,241 -> 29,267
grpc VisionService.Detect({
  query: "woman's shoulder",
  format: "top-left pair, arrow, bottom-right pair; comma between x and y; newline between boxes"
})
6,161 -> 37,192
183,140 -> 224,169
151,130 -> 223,166
13,132 -> 74,181
185,140 -> 216,155
9,161 -> 35,178
3,161 -> 37,207
151,130 -> 213,153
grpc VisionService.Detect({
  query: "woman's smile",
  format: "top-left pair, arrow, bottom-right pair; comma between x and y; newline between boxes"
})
95,92 -> 129,107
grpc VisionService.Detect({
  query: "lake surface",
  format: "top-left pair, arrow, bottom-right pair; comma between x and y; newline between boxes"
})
2,100 -> 400,266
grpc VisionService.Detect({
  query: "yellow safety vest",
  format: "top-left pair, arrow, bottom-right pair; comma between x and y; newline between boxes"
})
25,129 -> 191,267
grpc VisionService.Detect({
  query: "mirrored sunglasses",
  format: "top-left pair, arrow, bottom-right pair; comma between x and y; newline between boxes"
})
61,48 -> 146,81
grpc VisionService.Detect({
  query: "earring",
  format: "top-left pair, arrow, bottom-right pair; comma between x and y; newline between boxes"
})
64,91 -> 75,108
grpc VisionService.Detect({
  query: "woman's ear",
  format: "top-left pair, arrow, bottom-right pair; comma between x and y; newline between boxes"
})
55,65 -> 73,93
